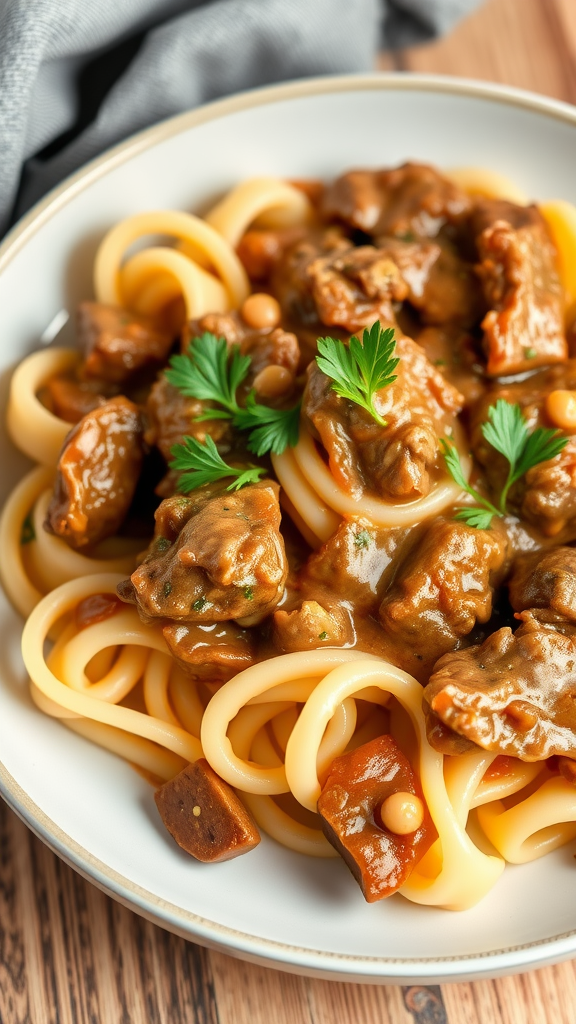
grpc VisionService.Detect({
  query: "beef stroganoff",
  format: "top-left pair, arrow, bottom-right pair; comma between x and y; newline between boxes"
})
3,164 -> 576,910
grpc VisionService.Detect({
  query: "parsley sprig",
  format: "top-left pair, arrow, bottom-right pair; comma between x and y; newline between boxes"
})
166,332 -> 300,454
166,333 -> 250,421
169,435 -> 266,492
234,393 -> 301,456
316,322 -> 398,427
442,398 -> 568,528
440,440 -> 501,530
166,320 -> 398,493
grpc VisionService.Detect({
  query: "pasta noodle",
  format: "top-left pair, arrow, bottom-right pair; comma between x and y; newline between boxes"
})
273,422 -> 472,538
539,200 -> 576,314
92,178 -> 310,325
477,777 -> 576,864
94,210 -> 250,316
22,573 -> 202,764
7,347 -> 78,466
282,656 -> 504,910
0,465 -> 52,617
205,177 -> 312,247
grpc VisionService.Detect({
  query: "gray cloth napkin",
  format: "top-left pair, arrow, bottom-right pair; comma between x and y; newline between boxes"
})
0,0 -> 482,236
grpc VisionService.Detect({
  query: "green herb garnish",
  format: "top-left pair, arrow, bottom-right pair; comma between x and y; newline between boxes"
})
442,399 -> 568,528
353,529 -> 371,548
193,597 -> 207,612
166,332 -> 300,457
20,513 -> 35,545
167,322 -> 399,492
234,393 -> 301,456
318,631 -> 328,641
316,322 -> 398,427
243,586 -> 254,601
169,435 -> 265,493
166,333 -> 250,420
163,581 -> 172,597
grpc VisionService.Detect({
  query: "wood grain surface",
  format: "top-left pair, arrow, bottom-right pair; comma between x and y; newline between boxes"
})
2,0 -> 576,1020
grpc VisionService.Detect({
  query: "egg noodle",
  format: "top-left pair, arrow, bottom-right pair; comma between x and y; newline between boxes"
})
3,169 -> 576,911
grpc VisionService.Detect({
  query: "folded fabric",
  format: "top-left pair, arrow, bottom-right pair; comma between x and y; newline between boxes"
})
0,0 -> 482,235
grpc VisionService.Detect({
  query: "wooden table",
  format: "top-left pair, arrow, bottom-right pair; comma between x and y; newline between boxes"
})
3,1 -> 576,1020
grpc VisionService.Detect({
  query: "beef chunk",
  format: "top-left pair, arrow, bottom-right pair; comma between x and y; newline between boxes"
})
40,375 -> 109,424
78,302 -> 173,384
424,609 -> 576,760
471,365 -> 576,538
303,334 -> 464,501
237,226 -> 307,281
472,200 -> 566,376
416,326 -> 486,407
145,375 -> 233,465
300,519 -> 412,615
317,735 -> 434,902
272,232 -> 409,338
272,599 -> 355,652
163,620 -> 256,681
271,522 -> 420,664
373,237 -> 481,328
119,482 -> 288,625
75,593 -> 123,630
509,547 -> 576,622
155,759 -> 260,861
379,518 -> 508,665
44,396 -> 143,549
520,441 -> 576,538
302,244 -> 408,333
321,163 -> 472,239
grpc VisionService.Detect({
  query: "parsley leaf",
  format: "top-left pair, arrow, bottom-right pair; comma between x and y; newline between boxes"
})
440,439 -> 500,528
316,322 -> 398,427
235,394 -> 301,456
165,333 -> 250,417
454,507 -> 497,530
441,399 -> 569,528
169,435 -> 265,492
166,331 -> 300,455
20,512 -> 35,545
481,399 -> 568,512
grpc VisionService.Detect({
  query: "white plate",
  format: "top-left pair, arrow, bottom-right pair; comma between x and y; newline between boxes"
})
2,74 -> 576,985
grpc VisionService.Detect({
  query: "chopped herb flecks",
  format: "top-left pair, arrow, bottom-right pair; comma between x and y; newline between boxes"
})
20,513 -> 35,545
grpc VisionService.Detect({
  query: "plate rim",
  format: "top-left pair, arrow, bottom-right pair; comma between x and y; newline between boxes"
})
2,70 -> 576,982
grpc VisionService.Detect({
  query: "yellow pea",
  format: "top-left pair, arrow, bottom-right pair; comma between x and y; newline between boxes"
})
546,390 -> 576,431
241,292 -> 281,330
253,364 -> 293,399
379,791 -> 424,836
